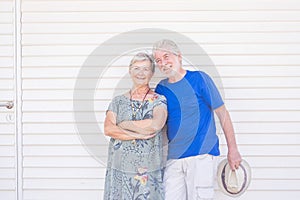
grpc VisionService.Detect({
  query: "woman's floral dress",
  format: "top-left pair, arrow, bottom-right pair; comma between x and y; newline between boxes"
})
104,94 -> 167,200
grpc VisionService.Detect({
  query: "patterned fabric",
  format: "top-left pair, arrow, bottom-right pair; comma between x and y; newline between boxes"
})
104,94 -> 167,200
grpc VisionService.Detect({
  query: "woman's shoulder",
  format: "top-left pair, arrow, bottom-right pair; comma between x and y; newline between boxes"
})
148,92 -> 166,102
110,93 -> 130,103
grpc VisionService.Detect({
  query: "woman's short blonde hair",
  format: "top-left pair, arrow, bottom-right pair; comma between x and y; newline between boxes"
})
129,52 -> 155,73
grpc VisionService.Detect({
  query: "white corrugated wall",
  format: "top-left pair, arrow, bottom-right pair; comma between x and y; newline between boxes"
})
1,0 -> 300,199
0,0 -> 16,199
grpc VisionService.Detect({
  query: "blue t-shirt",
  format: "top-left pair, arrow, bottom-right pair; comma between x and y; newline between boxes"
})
155,70 -> 224,159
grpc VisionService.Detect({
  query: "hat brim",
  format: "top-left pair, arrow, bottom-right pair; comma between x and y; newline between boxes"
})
217,159 -> 251,197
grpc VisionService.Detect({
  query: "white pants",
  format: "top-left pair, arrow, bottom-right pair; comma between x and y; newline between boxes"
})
164,154 -> 216,200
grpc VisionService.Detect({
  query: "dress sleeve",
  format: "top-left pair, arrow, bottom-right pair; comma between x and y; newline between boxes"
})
106,96 -> 119,114
153,94 -> 167,110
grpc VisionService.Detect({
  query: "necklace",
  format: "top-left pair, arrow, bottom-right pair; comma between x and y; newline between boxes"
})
130,88 -> 150,119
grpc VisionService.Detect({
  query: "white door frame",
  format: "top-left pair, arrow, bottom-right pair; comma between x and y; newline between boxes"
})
13,0 -> 22,199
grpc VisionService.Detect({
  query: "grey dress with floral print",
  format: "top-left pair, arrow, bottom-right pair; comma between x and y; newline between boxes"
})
104,93 -> 167,200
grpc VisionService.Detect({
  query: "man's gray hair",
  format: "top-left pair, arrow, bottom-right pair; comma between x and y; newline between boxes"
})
152,39 -> 181,55
129,52 -> 155,72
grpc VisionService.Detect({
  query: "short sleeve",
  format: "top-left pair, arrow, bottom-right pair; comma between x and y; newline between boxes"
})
153,94 -> 167,110
200,72 -> 224,110
106,96 -> 119,114
155,82 -> 163,95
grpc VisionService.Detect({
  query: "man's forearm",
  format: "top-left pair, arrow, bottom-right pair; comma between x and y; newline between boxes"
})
215,105 -> 242,169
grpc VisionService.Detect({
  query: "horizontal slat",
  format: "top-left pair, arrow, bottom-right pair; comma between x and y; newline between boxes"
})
23,123 -> 100,134
23,167 -> 105,178
220,145 -> 300,156
0,13 -> 13,23
220,134 -> 300,145
233,122 -> 300,134
24,178 -> 103,190
225,88 -> 300,99
23,146 -> 108,156
0,35 -> 13,45
226,99 -> 300,110
0,191 -> 15,200
23,190 -> 103,200
0,46 -> 13,57
253,168 -> 300,179
217,66 -> 300,77
21,79 -> 137,89
0,57 -> 13,67
22,66 -> 300,78
22,77 -> 300,90
0,179 -> 15,190
21,43 -> 300,56
22,178 -> 300,191
21,0 -> 300,12
22,67 -> 107,78
21,22 -> 300,34
0,2 -> 13,12
215,191 -> 300,200
219,156 -> 300,168
22,89 -> 126,100
22,110 -> 300,123
0,68 -> 13,78
0,112 -> 14,123
221,77 -> 300,88
0,24 -> 13,34
23,157 -> 102,167
0,146 -> 14,156
22,33 -> 300,45
250,180 -> 300,190
22,167 -> 300,180
0,157 -> 15,168
20,190 -> 300,200
22,122 -> 300,134
21,88 -> 300,100
22,56 -> 92,67
202,43 -> 300,54
208,55 -> 300,65
0,135 -> 14,145
21,11 -> 300,22
230,111 -> 300,122
22,55 -> 300,67
22,45 -> 98,56
22,34 -> 113,45
0,168 -> 15,179
22,143 -> 299,157
0,124 -> 14,134
23,135 -> 107,145
21,99 -> 300,112
21,100 -> 114,111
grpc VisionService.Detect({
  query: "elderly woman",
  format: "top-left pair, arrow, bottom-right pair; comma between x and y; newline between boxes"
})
103,52 -> 167,200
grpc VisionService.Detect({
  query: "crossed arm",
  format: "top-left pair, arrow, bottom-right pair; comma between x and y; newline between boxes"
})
104,105 -> 167,140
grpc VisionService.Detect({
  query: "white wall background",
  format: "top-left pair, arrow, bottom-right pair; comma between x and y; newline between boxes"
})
0,0 -> 16,199
1,0 -> 300,199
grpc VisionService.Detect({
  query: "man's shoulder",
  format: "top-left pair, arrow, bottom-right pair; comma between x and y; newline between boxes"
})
188,70 -> 206,77
186,70 -> 208,81
157,78 -> 169,86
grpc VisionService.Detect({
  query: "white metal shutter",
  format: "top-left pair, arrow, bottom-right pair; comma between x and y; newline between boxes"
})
21,0 -> 300,199
0,0 -> 16,199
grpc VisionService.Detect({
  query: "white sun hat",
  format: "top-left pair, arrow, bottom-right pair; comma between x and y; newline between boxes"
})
217,159 -> 251,197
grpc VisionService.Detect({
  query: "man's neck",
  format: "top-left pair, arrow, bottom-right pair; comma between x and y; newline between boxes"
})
168,68 -> 187,83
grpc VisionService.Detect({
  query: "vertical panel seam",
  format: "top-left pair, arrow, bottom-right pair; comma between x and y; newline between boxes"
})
14,0 -> 23,199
